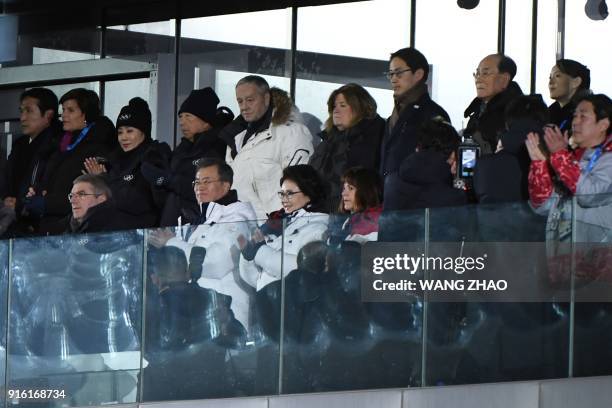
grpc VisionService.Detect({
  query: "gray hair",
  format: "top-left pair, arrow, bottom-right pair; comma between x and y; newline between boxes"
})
236,75 -> 270,96
73,174 -> 113,199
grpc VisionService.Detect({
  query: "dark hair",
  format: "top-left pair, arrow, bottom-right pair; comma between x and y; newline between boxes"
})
195,157 -> 234,185
576,94 -> 612,134
556,59 -> 591,91
59,88 -> 101,123
73,174 -> 112,199
20,88 -> 59,120
236,75 -> 270,95
505,94 -> 550,127
338,167 -> 382,214
297,241 -> 328,275
417,117 -> 461,157
496,54 -> 517,80
280,165 -> 329,213
390,47 -> 430,81
325,83 -> 377,133
154,246 -> 189,284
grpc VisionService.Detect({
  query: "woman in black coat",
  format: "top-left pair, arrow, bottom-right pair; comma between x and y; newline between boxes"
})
140,87 -> 234,226
547,59 -> 591,130
84,97 -> 171,229
33,88 -> 117,235
309,83 -> 385,212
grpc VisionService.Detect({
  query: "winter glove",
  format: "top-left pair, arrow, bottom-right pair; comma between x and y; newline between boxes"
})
22,195 -> 46,218
240,239 -> 266,261
141,162 -> 171,187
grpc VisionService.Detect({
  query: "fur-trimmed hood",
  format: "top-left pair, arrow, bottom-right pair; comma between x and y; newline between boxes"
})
270,87 -> 303,126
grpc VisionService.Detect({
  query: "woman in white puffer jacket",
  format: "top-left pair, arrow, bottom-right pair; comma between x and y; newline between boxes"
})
237,164 -> 329,291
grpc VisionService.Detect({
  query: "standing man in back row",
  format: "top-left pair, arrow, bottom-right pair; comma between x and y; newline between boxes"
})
224,76 -> 313,219
380,47 -> 450,211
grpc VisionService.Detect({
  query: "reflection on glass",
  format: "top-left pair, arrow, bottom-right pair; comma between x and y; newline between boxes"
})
416,0 -> 498,128
0,241 -> 8,408
7,232 -> 143,406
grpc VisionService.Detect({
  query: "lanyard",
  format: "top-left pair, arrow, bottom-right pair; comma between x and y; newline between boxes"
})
584,136 -> 612,174
66,123 -> 94,152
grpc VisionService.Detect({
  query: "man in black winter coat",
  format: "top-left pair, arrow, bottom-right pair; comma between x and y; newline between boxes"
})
464,54 -> 523,155
380,47 -> 450,206
66,174 -> 124,233
3,88 -> 61,235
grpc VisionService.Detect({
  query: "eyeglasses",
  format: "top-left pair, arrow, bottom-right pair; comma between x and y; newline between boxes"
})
192,179 -> 221,187
384,68 -> 412,80
277,190 -> 303,199
68,192 -> 101,201
473,70 -> 498,79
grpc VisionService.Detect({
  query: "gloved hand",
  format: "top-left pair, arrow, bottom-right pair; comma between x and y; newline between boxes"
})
240,239 -> 265,261
141,162 -> 171,187
22,195 -> 46,218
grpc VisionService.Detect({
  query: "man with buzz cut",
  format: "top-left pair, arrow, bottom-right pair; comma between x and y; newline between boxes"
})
224,75 -> 313,219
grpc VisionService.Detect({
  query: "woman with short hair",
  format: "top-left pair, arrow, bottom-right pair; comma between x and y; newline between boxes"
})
309,83 -> 385,211
237,164 -> 329,291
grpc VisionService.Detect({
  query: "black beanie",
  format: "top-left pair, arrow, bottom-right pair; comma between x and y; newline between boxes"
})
116,97 -> 152,138
178,87 -> 220,124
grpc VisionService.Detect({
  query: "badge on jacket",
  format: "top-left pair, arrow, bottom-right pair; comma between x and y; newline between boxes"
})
123,174 -> 135,182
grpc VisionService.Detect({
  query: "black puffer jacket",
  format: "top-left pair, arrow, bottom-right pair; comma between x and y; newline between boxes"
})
309,115 -> 385,211
464,81 -> 523,155
39,116 -> 117,234
159,128 -> 227,226
473,118 -> 538,204
104,139 -> 171,229
384,150 -> 467,211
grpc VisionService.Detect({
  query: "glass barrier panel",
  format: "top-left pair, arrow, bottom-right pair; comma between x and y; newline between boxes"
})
7,231 -> 144,407
425,201 -> 569,385
280,210 -> 425,393
571,193 -> 612,378
1,240 -> 8,408
140,217 -> 276,402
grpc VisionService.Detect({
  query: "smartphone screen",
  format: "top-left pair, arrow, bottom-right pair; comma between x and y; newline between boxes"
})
461,148 -> 477,177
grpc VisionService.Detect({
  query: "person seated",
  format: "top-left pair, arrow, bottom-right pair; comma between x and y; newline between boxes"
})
237,164 -> 329,291
548,59 -> 591,130
225,76 -> 313,219
309,84 -> 385,211
384,118 -> 467,211
142,87 -> 234,227
464,54 -> 524,155
148,158 -> 256,330
474,95 -> 549,204
527,94 -> 612,245
3,88 -> 62,235
329,167 -> 383,245
65,174 -> 123,233
35,88 -> 117,235
83,97 -> 171,229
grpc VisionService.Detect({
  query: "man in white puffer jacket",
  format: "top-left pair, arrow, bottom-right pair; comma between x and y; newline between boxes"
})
225,76 -> 313,219
149,158 -> 257,329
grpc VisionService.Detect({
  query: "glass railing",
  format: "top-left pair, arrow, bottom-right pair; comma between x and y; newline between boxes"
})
0,193 -> 610,406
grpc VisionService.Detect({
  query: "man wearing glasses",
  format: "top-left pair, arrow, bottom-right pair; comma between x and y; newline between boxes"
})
380,47 -> 450,211
464,54 -> 524,155
66,174 -> 120,233
148,157 -> 256,329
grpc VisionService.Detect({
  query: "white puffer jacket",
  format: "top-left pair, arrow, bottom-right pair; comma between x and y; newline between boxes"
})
166,199 -> 257,329
239,209 -> 329,291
